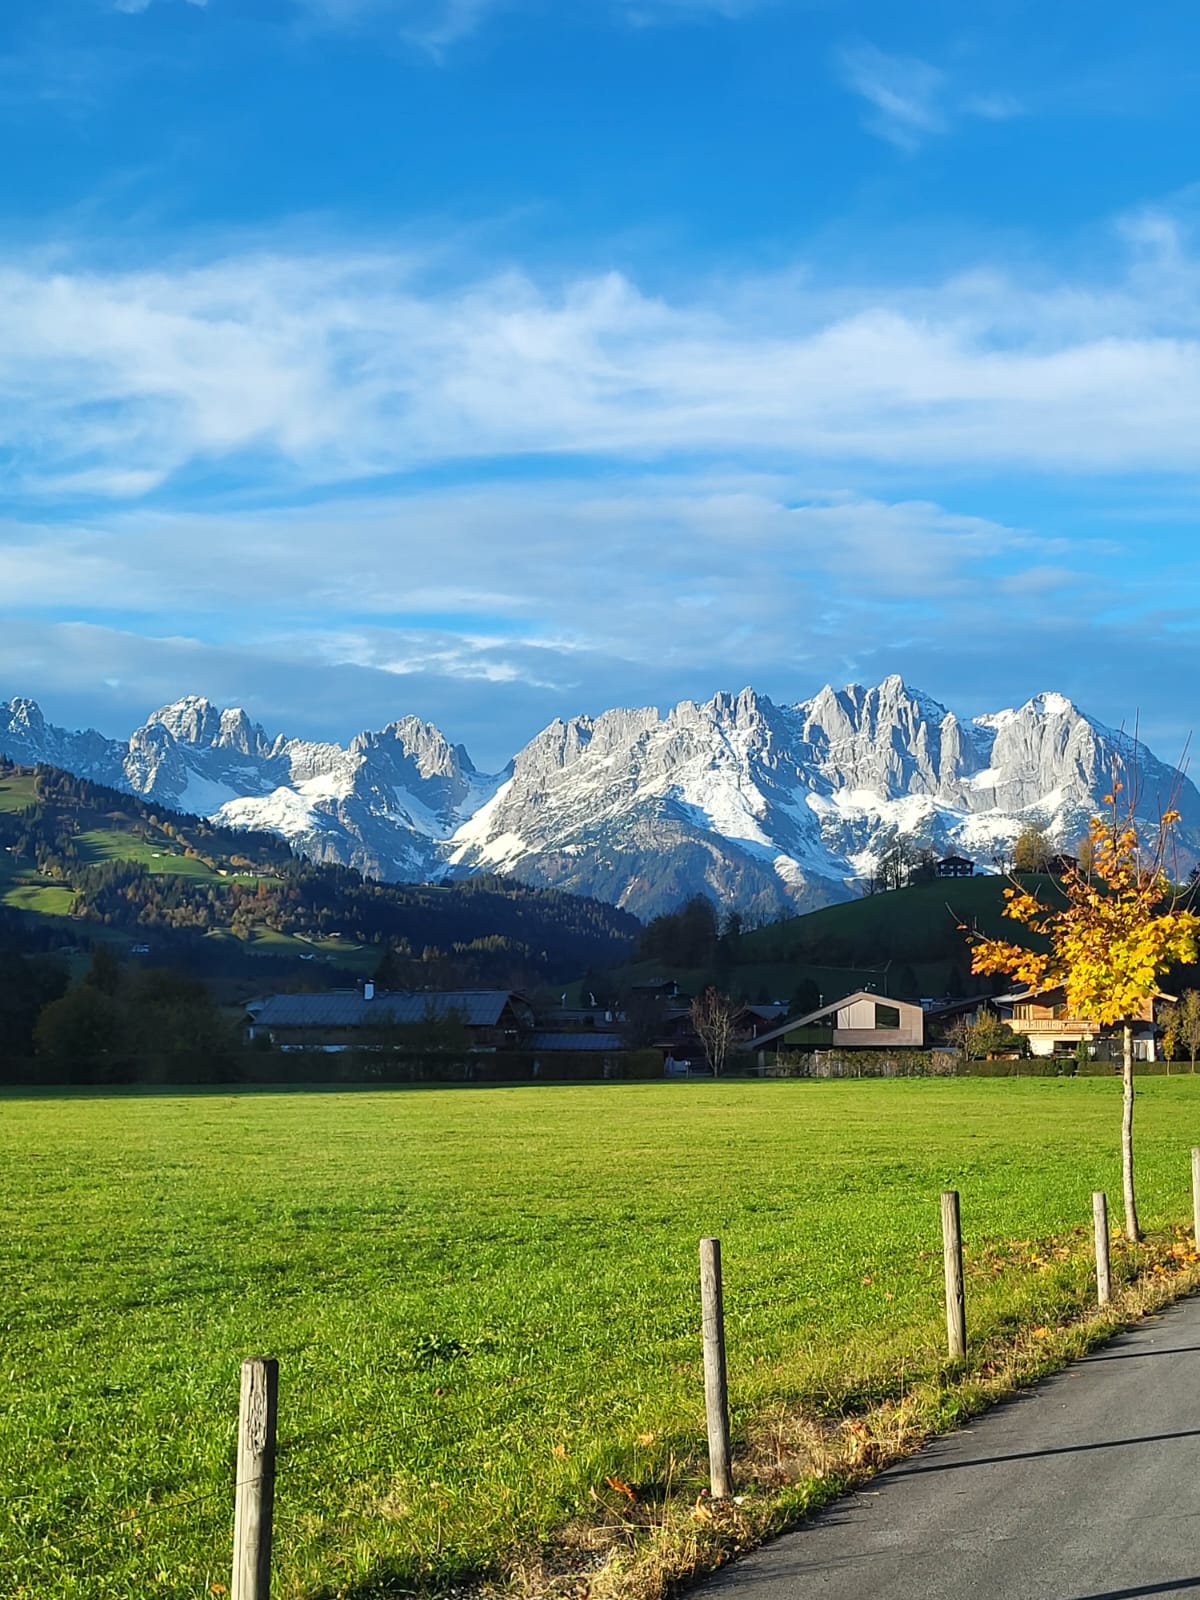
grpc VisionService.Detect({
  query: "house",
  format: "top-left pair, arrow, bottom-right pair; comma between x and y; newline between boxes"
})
1044,853 -> 1080,876
735,1001 -> 791,1038
923,996 -> 993,1024
936,854 -> 976,878
247,987 -> 534,1052
630,978 -> 683,1000
994,984 -> 1169,1061
750,991 -> 925,1052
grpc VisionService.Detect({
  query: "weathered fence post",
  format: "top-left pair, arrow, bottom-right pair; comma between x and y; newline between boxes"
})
699,1237 -> 733,1499
1093,1191 -> 1111,1306
232,1357 -> 278,1600
941,1191 -> 966,1360
1192,1148 -> 1200,1255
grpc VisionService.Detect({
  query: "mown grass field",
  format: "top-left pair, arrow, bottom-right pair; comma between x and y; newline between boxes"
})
0,851 -> 75,917
0,774 -> 37,812
75,827 -> 229,881
4,1077 -> 1200,1600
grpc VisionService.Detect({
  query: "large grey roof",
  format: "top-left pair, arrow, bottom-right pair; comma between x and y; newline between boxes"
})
252,990 -> 521,1028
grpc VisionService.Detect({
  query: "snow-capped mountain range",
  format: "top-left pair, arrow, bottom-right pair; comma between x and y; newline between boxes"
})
3,676 -> 1196,919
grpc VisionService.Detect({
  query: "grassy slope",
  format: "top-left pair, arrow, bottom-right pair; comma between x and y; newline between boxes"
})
740,874 -> 1027,956
4,1076 -> 1200,1598
0,772 -> 372,971
0,779 -> 75,915
76,827 -> 228,881
0,774 -> 36,812
595,876 -> 1062,1005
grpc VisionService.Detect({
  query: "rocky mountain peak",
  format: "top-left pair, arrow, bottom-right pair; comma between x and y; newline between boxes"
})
3,678 -> 1197,918
1023,691 -> 1080,719
363,716 -> 474,780
145,697 -> 278,759
3,697 -> 46,735
703,686 -> 767,727
146,696 -> 221,746
512,714 -> 597,778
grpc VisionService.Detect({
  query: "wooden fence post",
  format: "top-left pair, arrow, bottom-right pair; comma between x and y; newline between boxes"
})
699,1237 -> 733,1499
941,1191 -> 966,1360
232,1357 -> 278,1600
1093,1191 -> 1111,1306
1192,1149 -> 1200,1255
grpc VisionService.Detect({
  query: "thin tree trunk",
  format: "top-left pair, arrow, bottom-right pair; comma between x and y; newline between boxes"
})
1122,1021 -> 1141,1242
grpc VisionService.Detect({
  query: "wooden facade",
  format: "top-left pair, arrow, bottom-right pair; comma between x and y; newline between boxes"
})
997,985 -> 1163,1059
752,991 -> 925,1052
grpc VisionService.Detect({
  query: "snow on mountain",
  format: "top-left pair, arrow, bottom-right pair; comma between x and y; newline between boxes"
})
2,679 -> 1196,919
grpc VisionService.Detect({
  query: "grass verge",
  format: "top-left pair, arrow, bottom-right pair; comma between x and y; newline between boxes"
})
505,1229 -> 1200,1600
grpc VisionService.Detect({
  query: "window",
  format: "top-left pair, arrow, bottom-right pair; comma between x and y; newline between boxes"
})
874,1003 -> 901,1030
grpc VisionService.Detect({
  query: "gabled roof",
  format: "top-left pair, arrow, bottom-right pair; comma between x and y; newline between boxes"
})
738,1002 -> 790,1022
252,990 -> 523,1029
998,984 -> 1177,1006
923,997 -> 990,1021
748,990 -> 922,1049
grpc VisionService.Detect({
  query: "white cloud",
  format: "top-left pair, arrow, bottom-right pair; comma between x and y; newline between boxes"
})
0,479 -> 1034,618
837,43 -> 946,151
3,215 -> 1200,500
0,470 -> 1190,764
114,0 -> 207,11
836,41 -> 1024,150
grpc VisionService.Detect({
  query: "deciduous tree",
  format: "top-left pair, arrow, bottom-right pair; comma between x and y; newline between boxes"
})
1178,989 -> 1200,1071
690,987 -> 742,1077
948,1011 -> 1017,1060
1160,1002 -> 1179,1070
1012,825 -> 1052,874
970,788 -> 1199,1241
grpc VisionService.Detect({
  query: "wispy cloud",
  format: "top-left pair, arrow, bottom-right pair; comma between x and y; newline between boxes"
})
292,0 -> 497,50
837,42 -> 946,152
113,0 -> 208,12
2,210 -> 1200,503
836,41 -> 1023,151
288,0 -> 764,50
0,475 -> 1148,763
620,0 -> 772,23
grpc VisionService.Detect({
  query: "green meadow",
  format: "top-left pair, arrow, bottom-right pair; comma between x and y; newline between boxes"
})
4,1077 -> 1200,1599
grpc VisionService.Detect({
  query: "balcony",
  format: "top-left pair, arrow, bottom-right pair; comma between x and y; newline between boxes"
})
1014,1018 -> 1097,1034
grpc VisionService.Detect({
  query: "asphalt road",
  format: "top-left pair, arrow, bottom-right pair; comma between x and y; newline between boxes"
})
700,1296 -> 1200,1600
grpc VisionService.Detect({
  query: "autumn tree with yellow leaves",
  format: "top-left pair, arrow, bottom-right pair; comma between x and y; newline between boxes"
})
970,788 -> 1199,1242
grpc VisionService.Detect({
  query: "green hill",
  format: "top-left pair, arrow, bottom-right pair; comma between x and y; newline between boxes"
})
738,874 -> 1057,993
591,875 -> 1065,1009
0,762 -> 639,989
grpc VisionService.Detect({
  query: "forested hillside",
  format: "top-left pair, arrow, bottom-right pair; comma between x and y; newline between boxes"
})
607,873 -> 1200,1012
0,761 -> 639,987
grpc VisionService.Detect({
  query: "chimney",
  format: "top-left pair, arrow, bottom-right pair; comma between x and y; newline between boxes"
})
363,981 -> 375,1002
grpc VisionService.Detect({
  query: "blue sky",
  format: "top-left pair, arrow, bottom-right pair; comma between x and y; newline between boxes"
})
3,0 -> 1200,768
